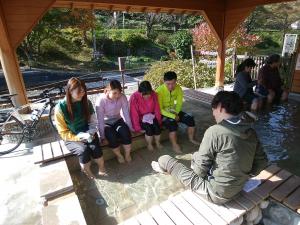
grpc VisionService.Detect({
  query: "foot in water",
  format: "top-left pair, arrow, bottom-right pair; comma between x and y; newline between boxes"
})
189,139 -> 200,145
125,152 -> 132,163
117,155 -> 125,164
147,144 -> 154,151
82,168 -> 95,179
173,144 -> 182,154
98,168 -> 108,176
156,143 -> 163,150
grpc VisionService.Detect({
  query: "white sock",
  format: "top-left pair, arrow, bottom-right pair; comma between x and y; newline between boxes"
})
151,161 -> 165,173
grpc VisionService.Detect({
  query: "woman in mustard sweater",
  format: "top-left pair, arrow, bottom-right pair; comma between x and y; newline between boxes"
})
54,77 -> 105,179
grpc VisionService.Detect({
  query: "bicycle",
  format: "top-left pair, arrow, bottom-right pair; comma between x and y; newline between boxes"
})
0,87 -> 62,155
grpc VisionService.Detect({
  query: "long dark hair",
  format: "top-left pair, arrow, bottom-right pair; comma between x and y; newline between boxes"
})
66,77 -> 90,122
235,58 -> 256,77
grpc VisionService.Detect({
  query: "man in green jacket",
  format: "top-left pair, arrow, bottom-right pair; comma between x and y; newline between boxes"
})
156,71 -> 199,153
152,91 -> 268,204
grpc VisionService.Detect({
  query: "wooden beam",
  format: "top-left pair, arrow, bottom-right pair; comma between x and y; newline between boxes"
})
181,10 -> 186,15
125,6 -> 131,12
1,0 -> 56,48
191,11 -> 200,16
0,1 -> 28,106
167,9 -> 175,15
141,7 -> 147,13
53,0 -> 223,12
224,6 -> 255,40
203,10 -> 225,41
226,0 -> 296,10
291,41 -> 300,93
215,39 -> 226,88
204,5 -> 254,87
204,6 -> 255,45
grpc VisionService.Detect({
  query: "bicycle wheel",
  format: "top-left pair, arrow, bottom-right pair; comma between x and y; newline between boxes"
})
0,116 -> 24,155
49,104 -> 57,132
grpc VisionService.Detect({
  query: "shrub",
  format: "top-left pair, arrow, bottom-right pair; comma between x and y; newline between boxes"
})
99,38 -> 128,56
97,29 -> 163,57
144,60 -> 233,89
170,31 -> 193,59
255,36 -> 280,49
155,32 -> 172,47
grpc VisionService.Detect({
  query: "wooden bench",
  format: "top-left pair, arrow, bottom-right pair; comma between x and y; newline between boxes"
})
34,130 -> 168,225
33,130 -> 168,165
119,165 -> 300,225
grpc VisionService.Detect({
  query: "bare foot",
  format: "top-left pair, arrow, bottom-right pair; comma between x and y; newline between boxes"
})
117,155 -> 125,164
156,143 -> 163,150
98,169 -> 108,176
125,153 -> 132,163
82,168 -> 95,179
147,144 -> 154,151
173,144 -> 182,154
189,139 -> 200,145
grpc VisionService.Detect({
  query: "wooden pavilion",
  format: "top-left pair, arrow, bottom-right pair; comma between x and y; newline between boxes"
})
0,0 -> 298,106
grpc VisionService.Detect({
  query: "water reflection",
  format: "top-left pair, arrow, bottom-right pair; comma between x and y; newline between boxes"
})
254,101 -> 300,174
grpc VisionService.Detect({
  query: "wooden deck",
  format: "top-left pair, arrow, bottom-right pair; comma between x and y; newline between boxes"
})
184,89 -> 214,105
33,132 -> 146,164
119,165 -> 300,225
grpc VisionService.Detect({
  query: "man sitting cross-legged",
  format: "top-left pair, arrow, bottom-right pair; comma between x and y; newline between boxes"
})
152,91 -> 268,204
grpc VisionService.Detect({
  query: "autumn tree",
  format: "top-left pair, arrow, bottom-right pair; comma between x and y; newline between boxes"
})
191,22 -> 261,53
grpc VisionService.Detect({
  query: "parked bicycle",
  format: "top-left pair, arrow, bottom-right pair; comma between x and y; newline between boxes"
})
0,87 -> 63,155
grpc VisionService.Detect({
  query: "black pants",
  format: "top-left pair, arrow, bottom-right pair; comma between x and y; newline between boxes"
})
162,111 -> 195,132
65,134 -> 103,164
158,155 -> 229,204
105,118 -> 132,148
141,118 -> 161,136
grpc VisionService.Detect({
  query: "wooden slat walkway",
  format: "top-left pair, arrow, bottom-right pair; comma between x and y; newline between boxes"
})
119,165 -> 300,225
184,89 -> 214,105
33,132 -> 145,164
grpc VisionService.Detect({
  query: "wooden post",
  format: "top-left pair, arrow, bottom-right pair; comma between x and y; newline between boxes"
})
0,3 -> 28,106
291,41 -> 300,93
232,47 -> 237,78
215,39 -> 226,90
118,57 -> 126,92
190,45 -> 197,90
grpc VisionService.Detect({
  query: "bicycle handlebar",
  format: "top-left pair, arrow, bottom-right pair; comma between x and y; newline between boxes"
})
40,86 -> 64,98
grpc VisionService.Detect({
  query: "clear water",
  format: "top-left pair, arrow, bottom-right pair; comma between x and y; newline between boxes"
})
71,98 -> 300,225
254,100 -> 300,176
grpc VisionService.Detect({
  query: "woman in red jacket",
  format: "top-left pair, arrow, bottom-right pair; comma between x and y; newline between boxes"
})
129,81 -> 162,151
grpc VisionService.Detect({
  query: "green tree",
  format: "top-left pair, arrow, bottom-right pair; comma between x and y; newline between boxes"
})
18,9 -> 97,65
170,30 -> 193,59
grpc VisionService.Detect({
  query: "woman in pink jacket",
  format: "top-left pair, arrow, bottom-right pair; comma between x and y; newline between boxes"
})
129,81 -> 162,151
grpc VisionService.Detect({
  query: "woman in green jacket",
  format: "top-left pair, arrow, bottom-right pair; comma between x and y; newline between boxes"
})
55,77 -> 106,179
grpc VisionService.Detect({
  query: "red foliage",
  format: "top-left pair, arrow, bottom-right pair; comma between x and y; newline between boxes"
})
191,22 -> 261,52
